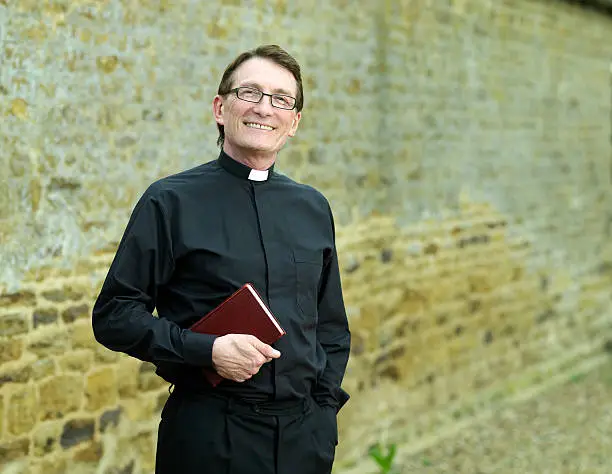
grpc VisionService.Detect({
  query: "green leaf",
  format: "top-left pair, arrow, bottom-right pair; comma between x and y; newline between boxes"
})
368,443 -> 398,473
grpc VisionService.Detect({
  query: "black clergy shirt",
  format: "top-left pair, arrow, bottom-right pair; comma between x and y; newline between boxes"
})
92,151 -> 351,409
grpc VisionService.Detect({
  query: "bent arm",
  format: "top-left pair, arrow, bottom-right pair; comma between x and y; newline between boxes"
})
92,189 -> 216,368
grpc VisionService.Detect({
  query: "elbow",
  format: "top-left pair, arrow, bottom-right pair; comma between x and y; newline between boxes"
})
91,299 -> 117,350
91,310 -> 110,348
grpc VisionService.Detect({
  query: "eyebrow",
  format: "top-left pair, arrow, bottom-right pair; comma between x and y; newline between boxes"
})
240,81 -> 294,96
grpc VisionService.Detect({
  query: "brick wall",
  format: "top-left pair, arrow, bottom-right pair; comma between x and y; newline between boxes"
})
1,0 -> 611,473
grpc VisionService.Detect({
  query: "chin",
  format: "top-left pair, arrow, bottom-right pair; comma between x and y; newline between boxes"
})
240,141 -> 278,153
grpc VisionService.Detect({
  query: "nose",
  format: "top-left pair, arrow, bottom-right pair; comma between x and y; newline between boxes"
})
251,96 -> 274,115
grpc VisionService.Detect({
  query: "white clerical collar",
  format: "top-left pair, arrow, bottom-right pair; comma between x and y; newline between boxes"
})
248,169 -> 269,181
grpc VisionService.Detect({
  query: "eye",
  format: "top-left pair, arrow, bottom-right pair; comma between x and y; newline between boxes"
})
242,88 -> 259,99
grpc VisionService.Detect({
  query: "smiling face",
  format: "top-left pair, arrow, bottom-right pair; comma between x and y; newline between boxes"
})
213,57 -> 302,163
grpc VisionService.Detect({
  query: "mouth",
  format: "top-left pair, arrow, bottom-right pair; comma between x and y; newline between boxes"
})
244,122 -> 275,131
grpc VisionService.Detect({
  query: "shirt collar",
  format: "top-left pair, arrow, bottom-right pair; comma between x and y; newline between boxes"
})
218,150 -> 274,182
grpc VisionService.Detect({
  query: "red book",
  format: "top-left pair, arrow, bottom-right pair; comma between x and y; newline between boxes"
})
190,283 -> 286,387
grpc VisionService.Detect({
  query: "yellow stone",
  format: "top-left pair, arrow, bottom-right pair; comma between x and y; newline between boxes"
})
35,458 -> 67,474
73,441 -> 103,463
7,384 -> 39,436
116,358 -> 140,398
71,321 -> 98,350
207,22 -> 227,40
32,421 -> 63,456
95,33 -> 109,45
0,337 -> 24,364
38,375 -> 83,420
96,56 -> 119,74
347,78 -> 361,94
58,349 -> 93,373
24,24 -> 47,41
133,431 -> 155,471
0,437 -> 29,465
85,367 -> 117,411
9,98 -> 28,120
79,28 -> 92,43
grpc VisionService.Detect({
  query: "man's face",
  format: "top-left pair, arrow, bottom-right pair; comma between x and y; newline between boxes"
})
213,57 -> 301,158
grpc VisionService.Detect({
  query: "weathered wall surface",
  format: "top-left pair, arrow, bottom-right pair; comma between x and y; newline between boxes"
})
0,0 -> 611,473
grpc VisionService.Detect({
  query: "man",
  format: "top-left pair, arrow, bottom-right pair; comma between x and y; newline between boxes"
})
92,44 -> 351,474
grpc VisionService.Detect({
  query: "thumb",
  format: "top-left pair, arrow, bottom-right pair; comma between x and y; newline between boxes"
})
250,337 -> 281,358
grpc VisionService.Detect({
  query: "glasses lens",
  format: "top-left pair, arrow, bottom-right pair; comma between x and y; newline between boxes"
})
237,88 -> 262,102
271,95 -> 295,109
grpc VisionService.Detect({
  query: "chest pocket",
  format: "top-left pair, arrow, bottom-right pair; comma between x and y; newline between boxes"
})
293,249 -> 323,321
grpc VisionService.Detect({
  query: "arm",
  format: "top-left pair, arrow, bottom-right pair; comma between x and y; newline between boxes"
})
92,187 -> 216,368
313,208 -> 351,411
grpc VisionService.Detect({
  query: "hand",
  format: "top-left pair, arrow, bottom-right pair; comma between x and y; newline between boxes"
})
211,334 -> 281,382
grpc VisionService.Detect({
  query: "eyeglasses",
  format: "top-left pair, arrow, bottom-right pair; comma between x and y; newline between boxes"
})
228,86 -> 297,110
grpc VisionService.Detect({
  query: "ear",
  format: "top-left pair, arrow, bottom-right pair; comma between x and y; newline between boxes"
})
288,111 -> 301,137
212,95 -> 224,126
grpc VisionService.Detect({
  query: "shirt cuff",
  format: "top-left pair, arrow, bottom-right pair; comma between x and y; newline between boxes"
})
314,387 -> 351,413
182,330 -> 217,368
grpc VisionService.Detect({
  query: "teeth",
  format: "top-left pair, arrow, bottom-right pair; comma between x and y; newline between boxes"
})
245,122 -> 273,131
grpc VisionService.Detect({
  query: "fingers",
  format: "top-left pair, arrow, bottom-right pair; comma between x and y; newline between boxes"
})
258,345 -> 280,359
212,335 -> 279,384
235,364 -> 259,383
248,336 -> 281,359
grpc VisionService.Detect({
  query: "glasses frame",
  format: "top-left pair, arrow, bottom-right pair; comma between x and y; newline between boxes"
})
227,86 -> 297,110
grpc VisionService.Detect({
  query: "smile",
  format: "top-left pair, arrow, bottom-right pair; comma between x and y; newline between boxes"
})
245,122 -> 274,131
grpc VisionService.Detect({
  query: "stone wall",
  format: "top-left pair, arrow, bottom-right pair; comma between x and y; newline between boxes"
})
0,1 -> 611,473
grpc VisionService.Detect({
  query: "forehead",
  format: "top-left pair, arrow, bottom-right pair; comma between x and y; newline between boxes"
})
231,57 -> 297,95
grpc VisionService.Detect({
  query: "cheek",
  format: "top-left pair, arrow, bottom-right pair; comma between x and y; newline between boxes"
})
225,103 -> 246,123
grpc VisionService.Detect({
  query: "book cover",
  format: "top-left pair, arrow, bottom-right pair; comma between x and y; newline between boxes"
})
190,283 -> 286,386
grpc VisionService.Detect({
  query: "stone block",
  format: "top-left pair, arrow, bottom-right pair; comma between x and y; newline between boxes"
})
28,327 -> 71,357
73,440 -> 104,463
94,345 -> 120,363
99,407 -> 122,433
0,438 -> 30,465
58,349 -> 94,373
41,287 -> 85,303
156,391 -> 169,413
33,307 -> 59,328
132,431 -> 155,471
32,421 -> 63,457
0,337 -> 24,364
29,358 -> 57,380
7,384 -> 38,436
31,458 -> 68,474
0,357 -> 34,387
0,291 -> 36,308
122,394 -> 160,423
38,375 -> 83,420
61,303 -> 90,324
116,358 -> 140,398
0,312 -> 29,337
104,460 -> 135,474
138,361 -> 166,391
86,367 -> 117,411
72,321 -> 98,351
60,418 -> 95,449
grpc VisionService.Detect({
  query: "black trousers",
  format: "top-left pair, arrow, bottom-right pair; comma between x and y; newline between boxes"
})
155,388 -> 338,474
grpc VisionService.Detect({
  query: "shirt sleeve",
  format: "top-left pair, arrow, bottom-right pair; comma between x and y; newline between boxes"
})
91,187 -> 217,368
312,205 -> 351,411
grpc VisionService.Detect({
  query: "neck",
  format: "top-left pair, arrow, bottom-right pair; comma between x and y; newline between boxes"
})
223,143 -> 276,171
